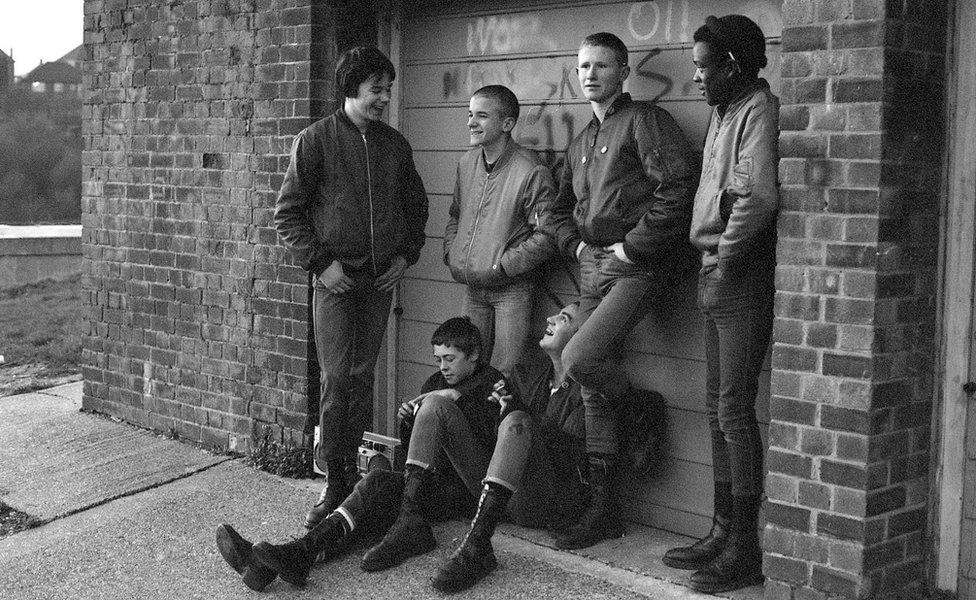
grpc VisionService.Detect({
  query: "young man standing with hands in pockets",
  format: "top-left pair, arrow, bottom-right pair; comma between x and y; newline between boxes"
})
662,15 -> 779,594
444,85 -> 556,379
274,46 -> 428,530
544,32 -> 697,550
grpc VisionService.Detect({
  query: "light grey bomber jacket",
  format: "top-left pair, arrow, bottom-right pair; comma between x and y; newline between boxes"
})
690,79 -> 779,272
444,137 -> 556,288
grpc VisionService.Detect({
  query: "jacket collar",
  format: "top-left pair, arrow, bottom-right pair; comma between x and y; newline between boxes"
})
717,79 -> 770,121
481,137 -> 517,173
336,108 -> 372,135
589,92 -> 633,127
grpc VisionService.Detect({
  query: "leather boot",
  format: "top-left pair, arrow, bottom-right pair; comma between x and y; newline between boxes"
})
431,482 -> 512,593
215,524 -> 276,591
251,512 -> 349,587
662,482 -> 732,569
689,495 -> 764,593
554,455 -> 624,549
305,458 -> 355,529
361,465 -> 437,571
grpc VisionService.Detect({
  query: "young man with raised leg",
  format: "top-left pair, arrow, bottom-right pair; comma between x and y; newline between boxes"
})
544,32 -> 697,550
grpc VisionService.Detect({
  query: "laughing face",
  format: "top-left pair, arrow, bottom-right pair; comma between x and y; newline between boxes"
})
577,44 -> 630,107
345,71 -> 392,129
539,303 -> 581,354
467,94 -> 514,151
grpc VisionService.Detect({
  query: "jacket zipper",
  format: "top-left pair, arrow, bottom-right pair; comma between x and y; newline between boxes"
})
362,132 -> 377,275
464,172 -> 491,285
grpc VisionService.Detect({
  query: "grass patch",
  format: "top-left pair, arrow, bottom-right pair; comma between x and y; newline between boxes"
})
0,275 -> 84,376
246,428 -> 313,479
0,500 -> 42,538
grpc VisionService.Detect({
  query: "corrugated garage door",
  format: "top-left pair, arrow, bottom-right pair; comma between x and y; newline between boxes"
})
395,0 -> 782,536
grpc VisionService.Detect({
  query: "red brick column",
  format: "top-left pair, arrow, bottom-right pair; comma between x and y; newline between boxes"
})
765,2 -> 946,598
81,0 -> 373,452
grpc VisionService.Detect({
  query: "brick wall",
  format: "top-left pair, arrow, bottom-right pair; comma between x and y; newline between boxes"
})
81,0 -> 373,453
766,1 -> 946,598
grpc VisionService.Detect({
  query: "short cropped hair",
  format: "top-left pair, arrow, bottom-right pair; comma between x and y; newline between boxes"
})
472,85 -> 520,121
431,316 -> 483,359
335,46 -> 396,99
580,32 -> 629,67
693,15 -> 767,78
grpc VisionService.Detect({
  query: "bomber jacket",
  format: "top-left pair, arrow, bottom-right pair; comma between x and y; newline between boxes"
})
546,93 -> 698,265
274,109 -> 428,277
690,79 -> 779,272
443,138 -> 556,288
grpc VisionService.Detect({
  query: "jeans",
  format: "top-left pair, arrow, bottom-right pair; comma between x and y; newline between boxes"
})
312,270 -> 392,464
698,263 -> 775,498
461,279 -> 535,379
404,395 -> 553,526
563,246 -> 659,455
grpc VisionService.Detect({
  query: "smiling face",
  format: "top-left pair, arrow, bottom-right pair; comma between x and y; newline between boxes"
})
692,41 -> 734,107
539,303 -> 581,354
345,71 -> 392,130
467,94 -> 514,152
433,344 -> 480,386
577,44 -> 630,107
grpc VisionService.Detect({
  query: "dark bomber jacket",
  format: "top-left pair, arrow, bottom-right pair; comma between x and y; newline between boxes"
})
274,109 -> 428,276
399,364 -> 519,455
444,138 -> 556,288
547,93 -> 698,265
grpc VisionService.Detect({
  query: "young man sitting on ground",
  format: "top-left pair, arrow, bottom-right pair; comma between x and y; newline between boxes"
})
214,316 -> 550,593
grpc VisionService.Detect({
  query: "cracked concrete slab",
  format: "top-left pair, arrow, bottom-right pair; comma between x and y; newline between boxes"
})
0,382 -> 228,520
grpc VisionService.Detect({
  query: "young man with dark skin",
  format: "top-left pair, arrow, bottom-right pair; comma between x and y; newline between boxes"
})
544,32 -> 697,550
444,85 -> 556,379
274,46 -> 428,528
214,317 -> 550,593
661,15 -> 779,594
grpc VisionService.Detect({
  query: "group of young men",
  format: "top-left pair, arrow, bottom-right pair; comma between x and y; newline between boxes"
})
217,13 -> 779,596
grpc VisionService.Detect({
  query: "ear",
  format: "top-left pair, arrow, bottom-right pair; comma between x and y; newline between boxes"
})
501,116 -> 516,133
468,349 -> 481,364
620,63 -> 632,82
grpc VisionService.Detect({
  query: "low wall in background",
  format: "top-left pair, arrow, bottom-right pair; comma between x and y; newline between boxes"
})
0,225 -> 82,288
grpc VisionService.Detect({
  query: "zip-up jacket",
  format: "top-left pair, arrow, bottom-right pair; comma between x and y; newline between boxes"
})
443,138 -> 556,288
546,93 -> 698,265
690,79 -> 779,271
274,109 -> 429,276
399,364 -> 520,455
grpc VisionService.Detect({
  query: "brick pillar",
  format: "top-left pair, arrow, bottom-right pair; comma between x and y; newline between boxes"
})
81,0 -> 375,452
765,1 -> 946,598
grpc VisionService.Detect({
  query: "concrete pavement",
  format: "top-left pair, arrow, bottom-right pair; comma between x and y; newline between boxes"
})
0,382 -> 763,600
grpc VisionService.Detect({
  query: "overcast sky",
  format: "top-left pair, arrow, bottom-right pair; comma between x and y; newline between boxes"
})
1,1 -> 84,77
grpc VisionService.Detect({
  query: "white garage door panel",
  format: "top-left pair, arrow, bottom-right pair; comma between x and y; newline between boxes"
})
414,150 -> 464,196
405,100 -> 703,152
404,0 -> 782,60
403,50 -> 704,107
398,0 -> 782,536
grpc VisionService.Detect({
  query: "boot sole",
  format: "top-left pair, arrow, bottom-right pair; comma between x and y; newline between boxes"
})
662,554 -> 716,570
361,532 -> 437,572
431,555 -> 498,593
689,572 -> 765,593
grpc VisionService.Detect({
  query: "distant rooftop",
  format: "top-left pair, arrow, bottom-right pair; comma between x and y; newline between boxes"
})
19,60 -> 81,85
